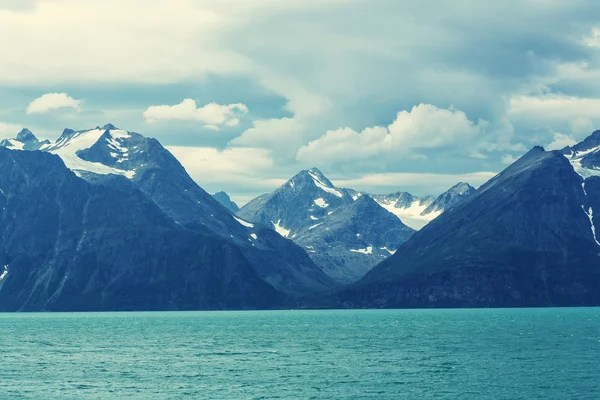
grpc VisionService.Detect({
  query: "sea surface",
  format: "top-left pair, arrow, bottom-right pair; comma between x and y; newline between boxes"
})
1,308 -> 599,399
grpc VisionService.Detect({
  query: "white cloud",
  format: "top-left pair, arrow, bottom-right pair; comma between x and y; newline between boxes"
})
203,125 -> 220,131
26,93 -> 81,114
584,27 -> 600,47
332,171 -> 496,193
231,117 -> 303,148
0,121 -> 23,139
143,99 -> 248,128
501,154 -> 518,165
296,104 -> 486,163
225,118 -> 240,127
166,145 -> 281,194
546,132 -> 577,151
507,93 -> 600,122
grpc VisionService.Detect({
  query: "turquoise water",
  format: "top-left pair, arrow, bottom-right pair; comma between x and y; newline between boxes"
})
1,309 -> 599,399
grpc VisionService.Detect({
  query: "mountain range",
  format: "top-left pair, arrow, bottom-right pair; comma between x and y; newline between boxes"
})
0,125 -> 332,311
237,169 -> 473,283
347,182 -> 475,230
1,124 -> 599,310
326,135 -> 600,308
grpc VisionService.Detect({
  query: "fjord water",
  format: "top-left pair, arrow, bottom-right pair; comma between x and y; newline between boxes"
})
1,309 -> 599,399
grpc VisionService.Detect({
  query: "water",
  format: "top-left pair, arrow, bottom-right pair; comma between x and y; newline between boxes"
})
1,308 -> 599,399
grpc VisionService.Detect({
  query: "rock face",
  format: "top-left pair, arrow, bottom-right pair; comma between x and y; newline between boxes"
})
329,143 -> 600,308
0,149 -> 283,311
0,125 -> 335,311
212,191 -> 240,213
238,168 -> 415,283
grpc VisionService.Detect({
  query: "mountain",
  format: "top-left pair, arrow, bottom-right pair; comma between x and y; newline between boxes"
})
329,138 -> 600,308
0,128 -> 50,151
347,183 -> 475,230
561,130 -> 600,177
0,148 -> 283,311
237,168 -> 415,283
0,125 -> 334,307
212,191 -> 240,213
422,182 -> 476,214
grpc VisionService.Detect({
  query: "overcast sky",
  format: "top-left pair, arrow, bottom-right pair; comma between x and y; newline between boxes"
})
1,0 -> 600,205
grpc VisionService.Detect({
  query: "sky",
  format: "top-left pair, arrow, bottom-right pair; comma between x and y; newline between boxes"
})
1,0 -> 600,205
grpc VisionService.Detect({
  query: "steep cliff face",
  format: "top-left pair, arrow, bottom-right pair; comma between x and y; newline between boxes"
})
328,146 -> 600,308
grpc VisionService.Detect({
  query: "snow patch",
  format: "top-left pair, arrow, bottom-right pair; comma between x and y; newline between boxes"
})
233,216 -> 254,228
272,220 -> 290,237
567,146 -> 600,179
308,171 -> 343,198
380,246 -> 397,255
250,233 -> 258,240
350,246 -> 373,255
49,129 -> 136,179
309,222 -> 323,230
314,198 -> 329,208
582,206 -> 600,247
0,265 -> 7,280
5,139 -> 24,150
310,215 -> 319,221
377,199 -> 441,230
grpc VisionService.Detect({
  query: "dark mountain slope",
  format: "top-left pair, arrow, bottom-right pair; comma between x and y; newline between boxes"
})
0,148 -> 283,311
329,147 -> 600,308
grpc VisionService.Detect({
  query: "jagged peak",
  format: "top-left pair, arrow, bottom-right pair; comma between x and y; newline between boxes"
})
446,182 -> 475,195
16,128 -> 37,143
102,123 -> 117,131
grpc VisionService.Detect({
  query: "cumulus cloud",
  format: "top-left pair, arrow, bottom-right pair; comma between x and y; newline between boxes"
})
26,93 -> 82,114
296,104 -> 486,164
143,99 -> 248,130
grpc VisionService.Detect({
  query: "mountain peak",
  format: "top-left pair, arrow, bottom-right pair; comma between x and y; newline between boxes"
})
212,191 -> 240,213
448,182 -> 475,195
102,123 -> 117,131
16,128 -> 37,143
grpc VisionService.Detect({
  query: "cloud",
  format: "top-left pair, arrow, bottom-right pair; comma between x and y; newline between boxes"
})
143,99 -> 248,128
0,121 -> 23,138
26,93 -> 81,114
165,145 -> 281,205
332,171 -> 496,194
546,132 -> 577,151
501,154 -> 518,165
296,104 -> 486,164
231,117 -> 303,148
584,27 -> 600,47
507,93 -> 600,121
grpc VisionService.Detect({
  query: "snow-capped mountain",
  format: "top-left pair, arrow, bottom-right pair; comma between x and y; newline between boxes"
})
0,147 -> 283,311
212,191 -> 240,213
347,182 -> 475,230
237,168 -> 415,283
561,130 -> 600,178
0,128 -> 50,151
328,131 -> 600,308
0,124 -> 334,305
